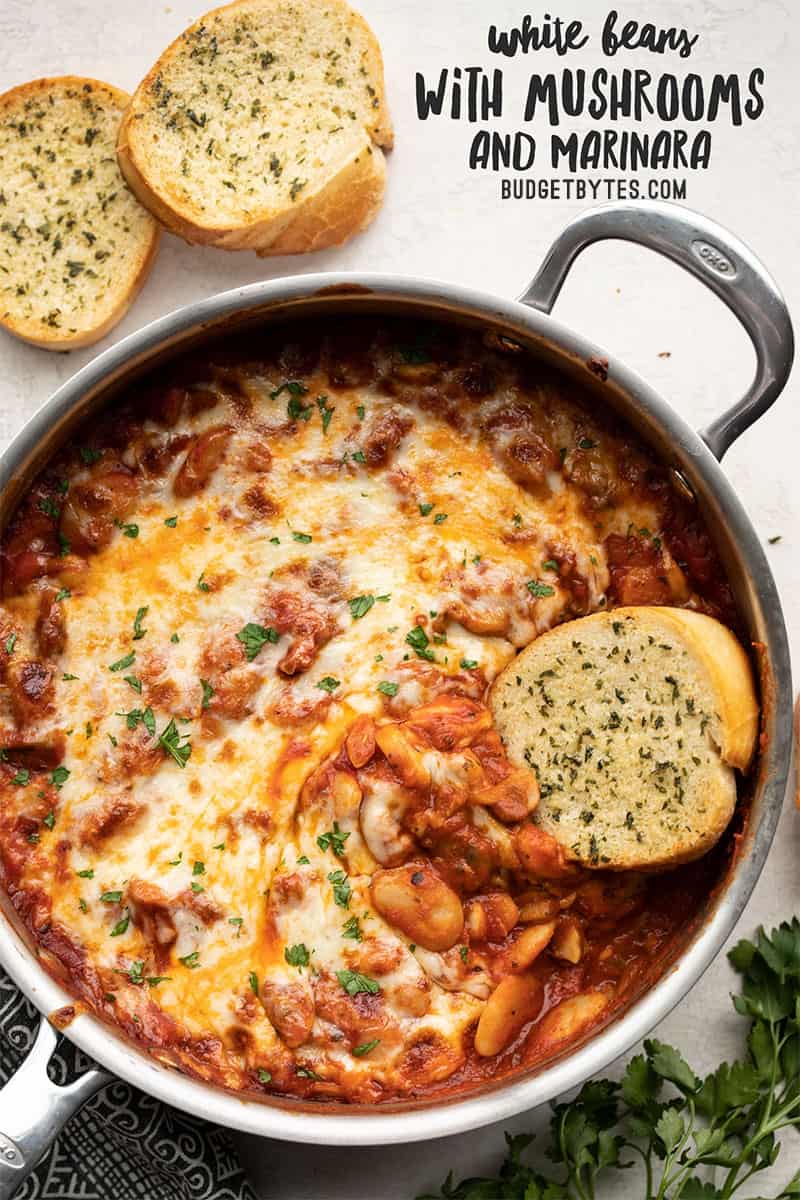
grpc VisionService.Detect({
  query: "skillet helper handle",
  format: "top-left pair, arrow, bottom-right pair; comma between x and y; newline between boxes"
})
518,200 -> 794,460
0,1018 -> 111,1200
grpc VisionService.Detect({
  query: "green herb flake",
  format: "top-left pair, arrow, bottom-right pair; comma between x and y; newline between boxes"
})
132,606 -> 148,640
316,676 -> 340,694
158,719 -> 191,769
377,680 -> 399,697
317,822 -> 350,857
406,625 -> 434,661
527,580 -> 556,599
352,1039 -> 380,1057
109,651 -> 136,673
236,622 -> 279,661
336,969 -> 380,997
348,594 -> 375,620
342,915 -> 362,941
109,913 -> 130,937
328,869 -> 351,909
284,943 -> 310,968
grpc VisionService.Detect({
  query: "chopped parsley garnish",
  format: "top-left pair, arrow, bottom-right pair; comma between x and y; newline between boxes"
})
257,1068 -> 272,1083
270,379 -> 308,401
377,680 -> 399,697
42,811 -> 56,830
76,868 -> 94,879
351,450 -> 366,464
158,719 -> 192,768
79,446 -> 102,464
132,606 -> 148,640
51,766 -> 70,788
328,869 -> 351,909
192,860 -> 205,876
213,842 -> 226,851
336,969 -> 380,997
317,822 -> 350,857
127,960 -> 145,985
11,769 -> 29,786
433,512 -> 448,525
120,706 -> 156,737
229,917 -> 243,935
100,890 -> 122,903
249,970 -> 259,995
287,394 -> 313,422
201,679 -> 214,709
54,587 -> 71,602
418,502 -> 434,516
170,634 -> 180,644
459,945 -> 469,962
316,395 -> 334,432
62,672 -> 78,681
115,520 -> 139,539
147,975 -> 170,988
542,560 -> 559,572
352,1039 -> 380,1057
38,496 -> 61,520
316,676 -> 340,694
123,675 -> 142,693
179,951 -> 200,969
297,855 -> 310,865
58,532 -> 71,557
4,633 -> 17,655
164,516 -> 178,527
284,943 -> 310,968
296,1066 -> 321,1080
406,625 -> 434,661
527,580 -> 556,598
197,572 -> 211,593
78,898 -> 88,912
292,530 -> 312,543
236,622 -> 279,661
348,594 -> 375,620
342,915 -> 362,941
460,658 -> 478,670
110,913 -> 130,937
109,651 -> 136,672
578,437 -> 598,449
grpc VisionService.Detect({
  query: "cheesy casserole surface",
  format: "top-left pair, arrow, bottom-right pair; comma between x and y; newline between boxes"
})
0,318 -> 739,1102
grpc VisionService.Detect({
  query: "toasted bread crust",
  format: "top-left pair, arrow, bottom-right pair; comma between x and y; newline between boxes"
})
0,76 -> 160,351
490,607 -> 758,871
117,0 -> 392,255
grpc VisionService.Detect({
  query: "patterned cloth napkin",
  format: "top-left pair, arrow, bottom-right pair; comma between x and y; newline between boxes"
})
0,970 -> 258,1200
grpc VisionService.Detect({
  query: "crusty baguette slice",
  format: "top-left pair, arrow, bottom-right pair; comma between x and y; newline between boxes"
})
490,607 -> 759,871
0,77 -> 160,351
117,0 -> 393,256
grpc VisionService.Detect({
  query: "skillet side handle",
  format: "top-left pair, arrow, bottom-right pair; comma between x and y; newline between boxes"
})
0,1018 -> 111,1200
518,201 -> 794,460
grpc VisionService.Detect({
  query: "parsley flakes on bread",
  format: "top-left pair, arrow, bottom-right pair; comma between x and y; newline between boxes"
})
0,77 -> 160,350
490,607 -> 759,871
117,0 -> 393,255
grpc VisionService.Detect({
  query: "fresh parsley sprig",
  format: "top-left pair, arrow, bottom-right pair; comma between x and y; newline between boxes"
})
420,918 -> 800,1200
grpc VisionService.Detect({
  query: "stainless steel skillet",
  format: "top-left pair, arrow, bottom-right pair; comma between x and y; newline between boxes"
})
0,201 -> 793,1196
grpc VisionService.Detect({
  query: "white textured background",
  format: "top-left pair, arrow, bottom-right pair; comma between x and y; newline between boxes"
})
1,1 -> 798,1195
